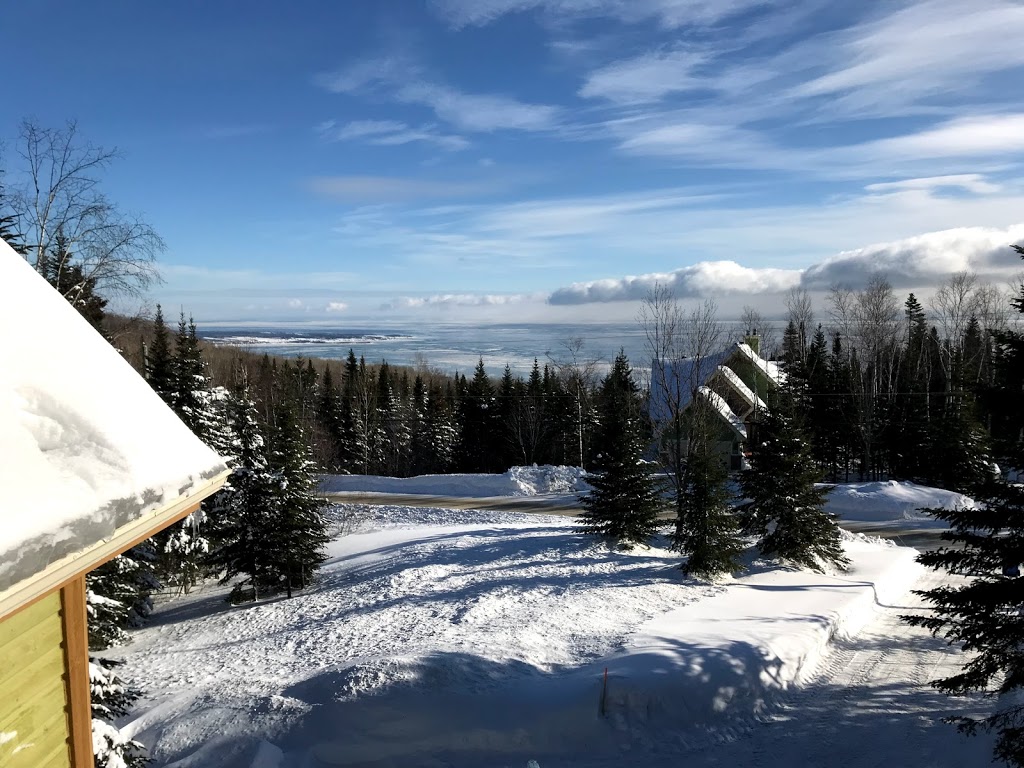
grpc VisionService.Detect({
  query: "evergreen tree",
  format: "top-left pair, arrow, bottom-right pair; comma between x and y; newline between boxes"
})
672,399 -> 745,578
906,244 -> 1024,767
315,364 -> 345,471
578,351 -> 662,547
90,658 -> 148,768
266,402 -> 329,597
740,391 -> 848,571
0,174 -> 26,254
460,359 -> 500,472
85,549 -> 159,650
145,304 -> 175,404
38,229 -> 108,333
205,389 -> 280,599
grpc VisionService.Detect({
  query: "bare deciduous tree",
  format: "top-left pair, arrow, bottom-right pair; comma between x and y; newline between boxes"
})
12,119 -> 164,299
641,284 -> 723,519
739,304 -> 778,358
785,286 -> 814,360
547,336 -> 601,467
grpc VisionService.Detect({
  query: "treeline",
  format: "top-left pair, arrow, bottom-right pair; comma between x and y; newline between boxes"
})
772,275 -> 1017,490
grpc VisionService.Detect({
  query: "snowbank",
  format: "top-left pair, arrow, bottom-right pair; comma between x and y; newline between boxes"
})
825,480 -> 976,525
319,464 -> 590,498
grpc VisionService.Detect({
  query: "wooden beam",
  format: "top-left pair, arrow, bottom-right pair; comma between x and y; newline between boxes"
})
61,577 -> 94,768
0,469 -> 230,621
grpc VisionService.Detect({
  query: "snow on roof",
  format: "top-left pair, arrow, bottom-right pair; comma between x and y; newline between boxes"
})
735,341 -> 784,385
713,365 -> 767,413
0,242 -> 227,594
649,350 -> 730,415
697,386 -> 747,440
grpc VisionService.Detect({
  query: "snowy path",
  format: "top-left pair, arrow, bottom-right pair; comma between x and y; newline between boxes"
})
674,569 -> 993,768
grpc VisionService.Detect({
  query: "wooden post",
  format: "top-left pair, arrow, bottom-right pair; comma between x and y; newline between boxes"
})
61,577 -> 95,768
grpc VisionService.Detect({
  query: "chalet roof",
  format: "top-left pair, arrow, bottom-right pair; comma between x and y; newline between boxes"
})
0,241 -> 228,601
649,341 -> 781,417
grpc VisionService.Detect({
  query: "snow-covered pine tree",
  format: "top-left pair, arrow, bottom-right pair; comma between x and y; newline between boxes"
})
156,315 -> 226,593
266,401 -> 329,597
90,658 -> 148,768
906,244 -> 1024,766
740,389 -> 848,571
672,399 -> 744,578
205,387 -> 280,599
578,350 -> 662,547
85,549 -> 159,650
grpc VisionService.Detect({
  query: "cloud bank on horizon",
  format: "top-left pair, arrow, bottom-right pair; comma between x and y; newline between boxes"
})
547,224 -> 1024,305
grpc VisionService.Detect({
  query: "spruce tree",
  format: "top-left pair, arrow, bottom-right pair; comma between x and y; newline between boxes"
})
460,359 -> 500,472
90,658 -> 148,768
145,304 -> 175,404
740,390 -> 848,571
578,351 -> 662,547
672,399 -> 745,578
267,402 -> 329,597
206,389 -> 280,599
906,244 -> 1024,766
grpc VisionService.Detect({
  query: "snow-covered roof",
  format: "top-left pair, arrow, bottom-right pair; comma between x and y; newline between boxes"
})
697,386 -> 747,440
713,365 -> 767,414
735,342 -> 784,385
0,241 -> 228,603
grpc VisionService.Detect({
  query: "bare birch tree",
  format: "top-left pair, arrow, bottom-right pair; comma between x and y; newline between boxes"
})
641,285 -> 723,520
547,336 -> 600,467
11,119 -> 163,299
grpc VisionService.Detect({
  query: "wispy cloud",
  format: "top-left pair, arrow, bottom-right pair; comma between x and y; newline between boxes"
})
383,292 -> 539,310
316,59 -> 560,134
315,56 -> 417,93
864,175 -> 1001,195
307,175 -> 501,203
317,119 -> 469,151
430,0 -> 777,30
579,48 -> 709,103
792,0 -> 1024,114
396,82 -> 560,132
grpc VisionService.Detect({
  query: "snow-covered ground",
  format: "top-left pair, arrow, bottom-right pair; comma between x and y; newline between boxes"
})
105,494 -> 993,768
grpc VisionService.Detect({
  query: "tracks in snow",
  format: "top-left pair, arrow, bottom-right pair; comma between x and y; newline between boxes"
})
686,569 -> 994,768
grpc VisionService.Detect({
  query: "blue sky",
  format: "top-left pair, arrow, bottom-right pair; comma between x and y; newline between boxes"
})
3,0 -> 1024,323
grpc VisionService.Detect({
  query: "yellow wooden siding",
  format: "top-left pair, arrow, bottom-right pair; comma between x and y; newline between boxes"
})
0,592 -> 72,768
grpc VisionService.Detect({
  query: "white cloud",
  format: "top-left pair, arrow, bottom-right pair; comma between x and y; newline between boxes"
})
315,56 -> 416,93
801,224 -> 1024,289
430,0 -> 776,29
857,114 -> 1024,160
384,293 -> 538,309
318,119 -> 469,151
287,298 -> 304,308
579,49 -> 708,103
396,83 -> 560,132
307,175 -> 499,203
326,301 -> 349,312
793,0 -> 1024,112
548,261 -> 801,304
864,175 -> 1001,195
546,224 -> 1024,303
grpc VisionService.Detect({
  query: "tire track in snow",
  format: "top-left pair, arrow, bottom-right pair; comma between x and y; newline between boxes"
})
690,569 -> 994,768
